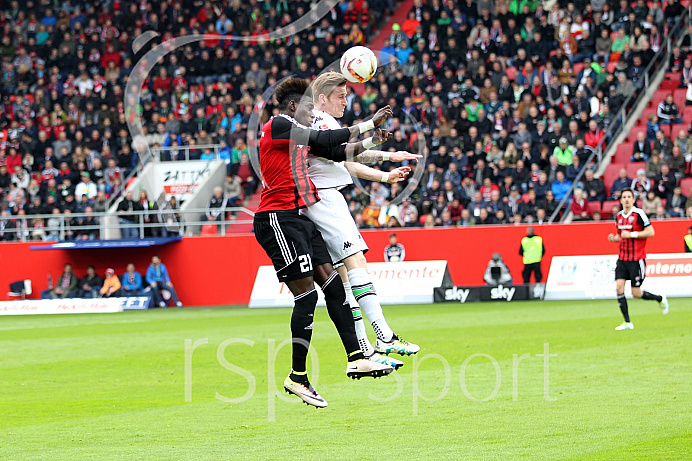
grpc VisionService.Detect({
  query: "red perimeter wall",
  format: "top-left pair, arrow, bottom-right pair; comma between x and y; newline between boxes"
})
2,219 -> 690,306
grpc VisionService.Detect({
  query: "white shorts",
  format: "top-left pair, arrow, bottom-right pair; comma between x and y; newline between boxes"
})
300,188 -> 369,264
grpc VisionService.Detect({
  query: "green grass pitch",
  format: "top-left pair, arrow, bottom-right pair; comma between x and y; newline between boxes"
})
2,299 -> 691,460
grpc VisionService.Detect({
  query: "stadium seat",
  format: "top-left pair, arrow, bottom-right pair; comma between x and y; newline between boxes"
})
614,143 -> 634,163
225,223 -> 253,234
606,61 -> 618,73
601,200 -> 621,218
668,123 -> 687,138
626,125 -> 646,142
603,163 -> 625,196
627,162 -> 646,178
587,201 -> 601,216
641,107 -> 657,122
573,63 -> 584,75
680,177 -> 692,194
505,66 -> 516,82
200,223 -> 218,236
674,88 -> 687,107
612,150 -> 631,164
649,89 -> 669,108
659,79 -> 679,91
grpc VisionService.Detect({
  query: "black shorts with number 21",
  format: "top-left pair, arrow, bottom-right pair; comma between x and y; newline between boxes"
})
254,210 -> 332,283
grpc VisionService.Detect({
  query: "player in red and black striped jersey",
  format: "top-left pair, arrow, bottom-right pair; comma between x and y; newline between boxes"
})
607,188 -> 669,330
253,78 -> 395,407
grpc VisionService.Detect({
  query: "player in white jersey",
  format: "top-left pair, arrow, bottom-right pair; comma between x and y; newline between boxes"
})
301,72 -> 421,364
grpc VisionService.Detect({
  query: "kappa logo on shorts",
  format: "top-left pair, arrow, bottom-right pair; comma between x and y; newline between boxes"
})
343,241 -> 353,250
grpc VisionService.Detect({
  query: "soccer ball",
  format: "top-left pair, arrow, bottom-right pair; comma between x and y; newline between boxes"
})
340,46 -> 378,83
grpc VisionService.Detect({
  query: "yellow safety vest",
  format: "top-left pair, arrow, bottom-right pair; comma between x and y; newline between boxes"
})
685,234 -> 692,251
522,236 -> 543,264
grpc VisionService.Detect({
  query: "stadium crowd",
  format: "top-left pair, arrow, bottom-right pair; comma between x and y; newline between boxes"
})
0,0 -> 691,241
344,0 -> 692,228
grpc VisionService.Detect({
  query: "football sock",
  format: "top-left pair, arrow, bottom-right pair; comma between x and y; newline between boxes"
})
321,271 -> 365,361
617,294 -> 630,323
641,291 -> 663,302
290,289 -> 317,374
289,369 -> 309,385
343,280 -> 375,356
348,267 -> 395,342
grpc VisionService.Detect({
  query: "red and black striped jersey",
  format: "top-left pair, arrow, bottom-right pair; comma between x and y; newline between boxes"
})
256,114 -> 352,213
615,206 -> 651,261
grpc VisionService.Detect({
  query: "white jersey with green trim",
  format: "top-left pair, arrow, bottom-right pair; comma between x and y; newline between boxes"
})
309,109 -> 353,189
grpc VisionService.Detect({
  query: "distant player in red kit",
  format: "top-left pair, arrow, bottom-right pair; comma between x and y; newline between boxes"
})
608,188 -> 669,330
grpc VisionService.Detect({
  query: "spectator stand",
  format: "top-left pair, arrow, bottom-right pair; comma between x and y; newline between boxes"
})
558,12 -> 692,223
0,0 -> 401,244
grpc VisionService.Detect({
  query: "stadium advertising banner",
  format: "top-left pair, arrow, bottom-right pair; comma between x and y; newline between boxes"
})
433,284 -> 546,303
0,297 -> 153,316
545,253 -> 692,300
156,161 -> 212,200
249,260 -> 452,308
0,298 -> 124,316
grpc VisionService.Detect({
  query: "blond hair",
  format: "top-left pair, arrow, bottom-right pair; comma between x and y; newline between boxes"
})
311,71 -> 348,104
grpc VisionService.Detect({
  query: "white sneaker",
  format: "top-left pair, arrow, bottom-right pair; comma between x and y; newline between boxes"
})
346,358 -> 394,380
176,301 -> 183,308
375,334 -> 421,356
366,352 -> 404,370
158,301 -> 166,308
615,322 -> 634,330
283,376 -> 328,408
659,295 -> 669,315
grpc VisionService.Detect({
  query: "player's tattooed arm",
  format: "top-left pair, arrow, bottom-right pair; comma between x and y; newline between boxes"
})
344,163 -> 412,183
318,128 -> 389,160
352,150 -> 423,164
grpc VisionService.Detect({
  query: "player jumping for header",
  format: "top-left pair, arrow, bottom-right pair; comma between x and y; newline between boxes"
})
301,71 -> 422,362
254,77 -> 417,407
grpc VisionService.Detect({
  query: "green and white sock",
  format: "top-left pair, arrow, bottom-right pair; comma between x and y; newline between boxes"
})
343,281 -> 374,356
348,268 -> 394,342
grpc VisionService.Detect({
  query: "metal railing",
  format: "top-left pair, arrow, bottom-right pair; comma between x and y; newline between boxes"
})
0,207 -> 255,242
150,144 -> 224,162
549,14 -> 690,223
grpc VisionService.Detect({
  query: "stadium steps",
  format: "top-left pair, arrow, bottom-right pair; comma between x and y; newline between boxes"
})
368,0 -> 415,51
338,0 -> 414,95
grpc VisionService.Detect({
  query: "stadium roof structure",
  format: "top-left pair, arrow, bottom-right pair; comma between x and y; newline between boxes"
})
30,236 -> 182,251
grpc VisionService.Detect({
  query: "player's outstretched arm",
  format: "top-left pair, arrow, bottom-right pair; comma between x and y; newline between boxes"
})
344,163 -> 412,183
273,109 -> 389,152
311,127 -> 399,161
273,115 -> 352,153
352,150 -> 422,163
